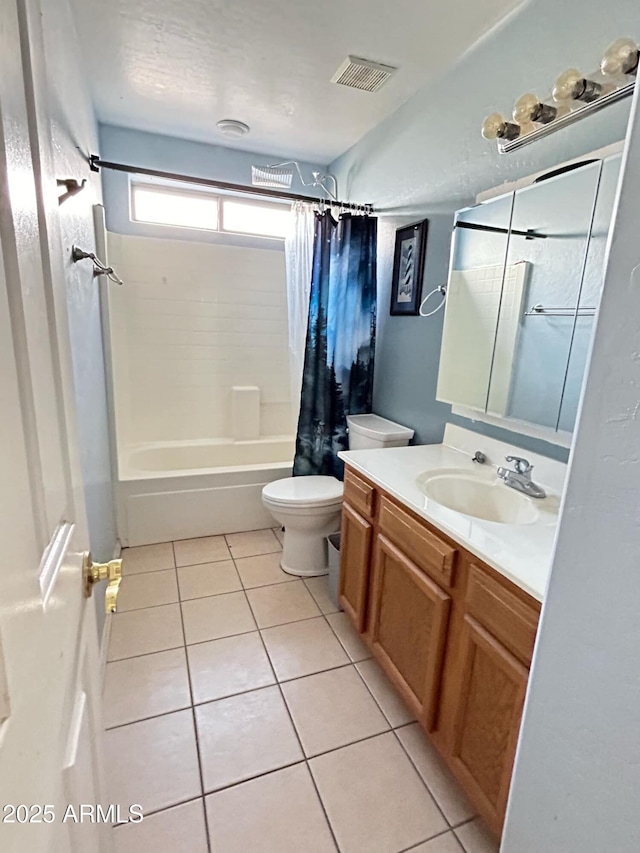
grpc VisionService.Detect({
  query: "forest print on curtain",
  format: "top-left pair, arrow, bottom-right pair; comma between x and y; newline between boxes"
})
293,212 -> 377,479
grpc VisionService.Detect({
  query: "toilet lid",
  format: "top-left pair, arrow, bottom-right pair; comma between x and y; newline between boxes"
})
263,476 -> 344,507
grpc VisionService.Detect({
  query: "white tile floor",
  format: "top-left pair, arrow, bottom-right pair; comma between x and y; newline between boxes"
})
106,528 -> 498,853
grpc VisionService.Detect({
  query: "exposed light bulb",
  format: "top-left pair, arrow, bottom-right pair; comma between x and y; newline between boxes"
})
552,68 -> 602,103
601,37 -> 639,76
481,112 -> 520,141
513,93 -> 557,125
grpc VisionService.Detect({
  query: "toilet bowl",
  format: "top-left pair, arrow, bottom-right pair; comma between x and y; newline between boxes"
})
262,476 -> 344,577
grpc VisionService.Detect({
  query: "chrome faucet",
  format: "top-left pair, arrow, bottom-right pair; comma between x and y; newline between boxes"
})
496,455 -> 546,499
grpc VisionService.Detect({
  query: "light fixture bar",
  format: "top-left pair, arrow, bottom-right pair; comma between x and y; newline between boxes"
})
498,80 -> 635,153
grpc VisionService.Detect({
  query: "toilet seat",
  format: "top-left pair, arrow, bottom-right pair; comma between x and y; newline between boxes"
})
262,476 -> 344,509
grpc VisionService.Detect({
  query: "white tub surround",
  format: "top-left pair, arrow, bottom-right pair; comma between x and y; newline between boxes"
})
117,437 -> 294,546
339,424 -> 566,601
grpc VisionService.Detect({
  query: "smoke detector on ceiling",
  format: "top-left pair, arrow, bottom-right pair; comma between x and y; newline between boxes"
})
331,56 -> 398,93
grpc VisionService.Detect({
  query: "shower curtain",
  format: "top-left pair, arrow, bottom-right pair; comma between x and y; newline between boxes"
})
285,202 -> 315,427
293,212 -> 377,479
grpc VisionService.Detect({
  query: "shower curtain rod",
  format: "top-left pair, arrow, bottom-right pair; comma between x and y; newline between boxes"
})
89,156 -> 374,213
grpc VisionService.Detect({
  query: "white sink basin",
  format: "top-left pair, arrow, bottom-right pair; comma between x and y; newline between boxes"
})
417,468 -> 539,525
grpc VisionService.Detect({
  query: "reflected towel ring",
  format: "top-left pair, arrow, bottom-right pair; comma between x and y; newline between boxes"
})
420,284 -> 447,317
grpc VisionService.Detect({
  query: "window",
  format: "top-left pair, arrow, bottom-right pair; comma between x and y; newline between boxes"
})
131,183 -> 290,239
221,199 -> 291,238
131,186 -> 219,231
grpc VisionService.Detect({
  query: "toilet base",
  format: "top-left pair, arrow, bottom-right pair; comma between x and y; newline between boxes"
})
279,521 -> 340,577
280,562 -> 329,578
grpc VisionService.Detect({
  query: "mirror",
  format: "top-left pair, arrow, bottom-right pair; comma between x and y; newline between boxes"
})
436,192 -> 514,412
487,160 -> 601,428
557,154 -> 621,431
437,154 -> 621,437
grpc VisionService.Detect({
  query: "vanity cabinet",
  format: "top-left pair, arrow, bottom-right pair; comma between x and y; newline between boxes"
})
369,534 -> 451,729
445,562 -> 538,830
339,468 -> 377,629
339,466 -> 541,838
339,502 -> 373,631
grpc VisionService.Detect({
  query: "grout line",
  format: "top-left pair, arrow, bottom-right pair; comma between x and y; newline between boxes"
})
242,587 -> 342,853
173,540 -> 213,853
391,727 -> 451,829
203,759 -> 307,796
173,555 -> 233,569
231,549 -> 283,563
112,794 -> 206,827
106,642 -> 185,665
122,565 -> 177,577
105,702 -> 194,732
203,757 -> 307,800
350,659 -> 406,729
452,816 -> 477,830
398,826 -> 464,852
259,657 -> 354,686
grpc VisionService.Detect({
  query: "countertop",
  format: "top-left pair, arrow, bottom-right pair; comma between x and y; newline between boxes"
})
339,426 -> 566,602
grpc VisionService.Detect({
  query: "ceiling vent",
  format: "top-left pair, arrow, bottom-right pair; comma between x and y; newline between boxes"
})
331,56 -> 397,93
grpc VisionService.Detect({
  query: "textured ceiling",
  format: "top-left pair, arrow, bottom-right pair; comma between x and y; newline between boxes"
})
70,0 -> 523,164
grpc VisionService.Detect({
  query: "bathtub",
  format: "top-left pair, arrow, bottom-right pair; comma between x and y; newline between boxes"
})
117,436 -> 295,546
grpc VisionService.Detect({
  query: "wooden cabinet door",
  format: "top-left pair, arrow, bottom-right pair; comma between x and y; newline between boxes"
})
449,615 -> 528,835
369,535 -> 451,729
339,502 -> 373,631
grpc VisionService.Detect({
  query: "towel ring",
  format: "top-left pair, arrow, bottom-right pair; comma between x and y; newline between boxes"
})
420,284 -> 447,317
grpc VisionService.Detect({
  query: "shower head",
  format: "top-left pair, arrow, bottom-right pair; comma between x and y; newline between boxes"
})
251,165 -> 294,189
251,161 -> 338,201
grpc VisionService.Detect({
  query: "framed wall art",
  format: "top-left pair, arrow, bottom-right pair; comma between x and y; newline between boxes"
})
390,219 -> 429,316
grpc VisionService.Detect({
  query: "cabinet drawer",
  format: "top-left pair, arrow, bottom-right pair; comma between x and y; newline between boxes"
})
465,564 -> 539,666
344,467 -> 376,520
379,496 -> 456,587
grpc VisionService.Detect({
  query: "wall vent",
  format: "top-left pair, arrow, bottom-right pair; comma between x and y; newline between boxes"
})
330,56 -> 397,93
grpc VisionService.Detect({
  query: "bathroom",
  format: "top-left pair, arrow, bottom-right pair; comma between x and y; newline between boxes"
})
2,0 -> 640,852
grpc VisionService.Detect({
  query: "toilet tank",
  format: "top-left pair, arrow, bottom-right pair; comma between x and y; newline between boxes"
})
347,414 -> 415,450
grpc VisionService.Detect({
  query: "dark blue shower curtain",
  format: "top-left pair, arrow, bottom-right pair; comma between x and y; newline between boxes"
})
293,212 -> 377,479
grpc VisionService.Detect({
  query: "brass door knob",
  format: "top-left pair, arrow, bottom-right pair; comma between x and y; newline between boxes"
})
83,552 -> 122,613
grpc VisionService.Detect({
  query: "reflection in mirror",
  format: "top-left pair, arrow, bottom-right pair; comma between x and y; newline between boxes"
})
557,154 -> 622,431
437,193 -> 514,411
487,161 -> 602,428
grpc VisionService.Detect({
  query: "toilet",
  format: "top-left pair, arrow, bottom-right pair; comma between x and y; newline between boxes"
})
262,476 -> 344,577
262,414 -> 414,577
346,413 -> 415,449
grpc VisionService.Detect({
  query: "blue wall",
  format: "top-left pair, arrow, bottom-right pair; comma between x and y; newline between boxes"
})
99,124 -> 328,249
330,0 -> 639,459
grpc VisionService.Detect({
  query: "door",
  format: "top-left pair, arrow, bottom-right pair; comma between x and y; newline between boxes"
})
449,616 -> 528,835
338,502 -> 373,631
0,2 -> 108,852
369,535 -> 451,730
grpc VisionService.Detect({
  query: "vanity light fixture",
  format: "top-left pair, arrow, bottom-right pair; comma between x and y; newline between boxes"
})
512,93 -> 557,125
481,112 -> 520,141
601,37 -> 639,77
482,36 -> 637,153
552,68 -> 602,104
